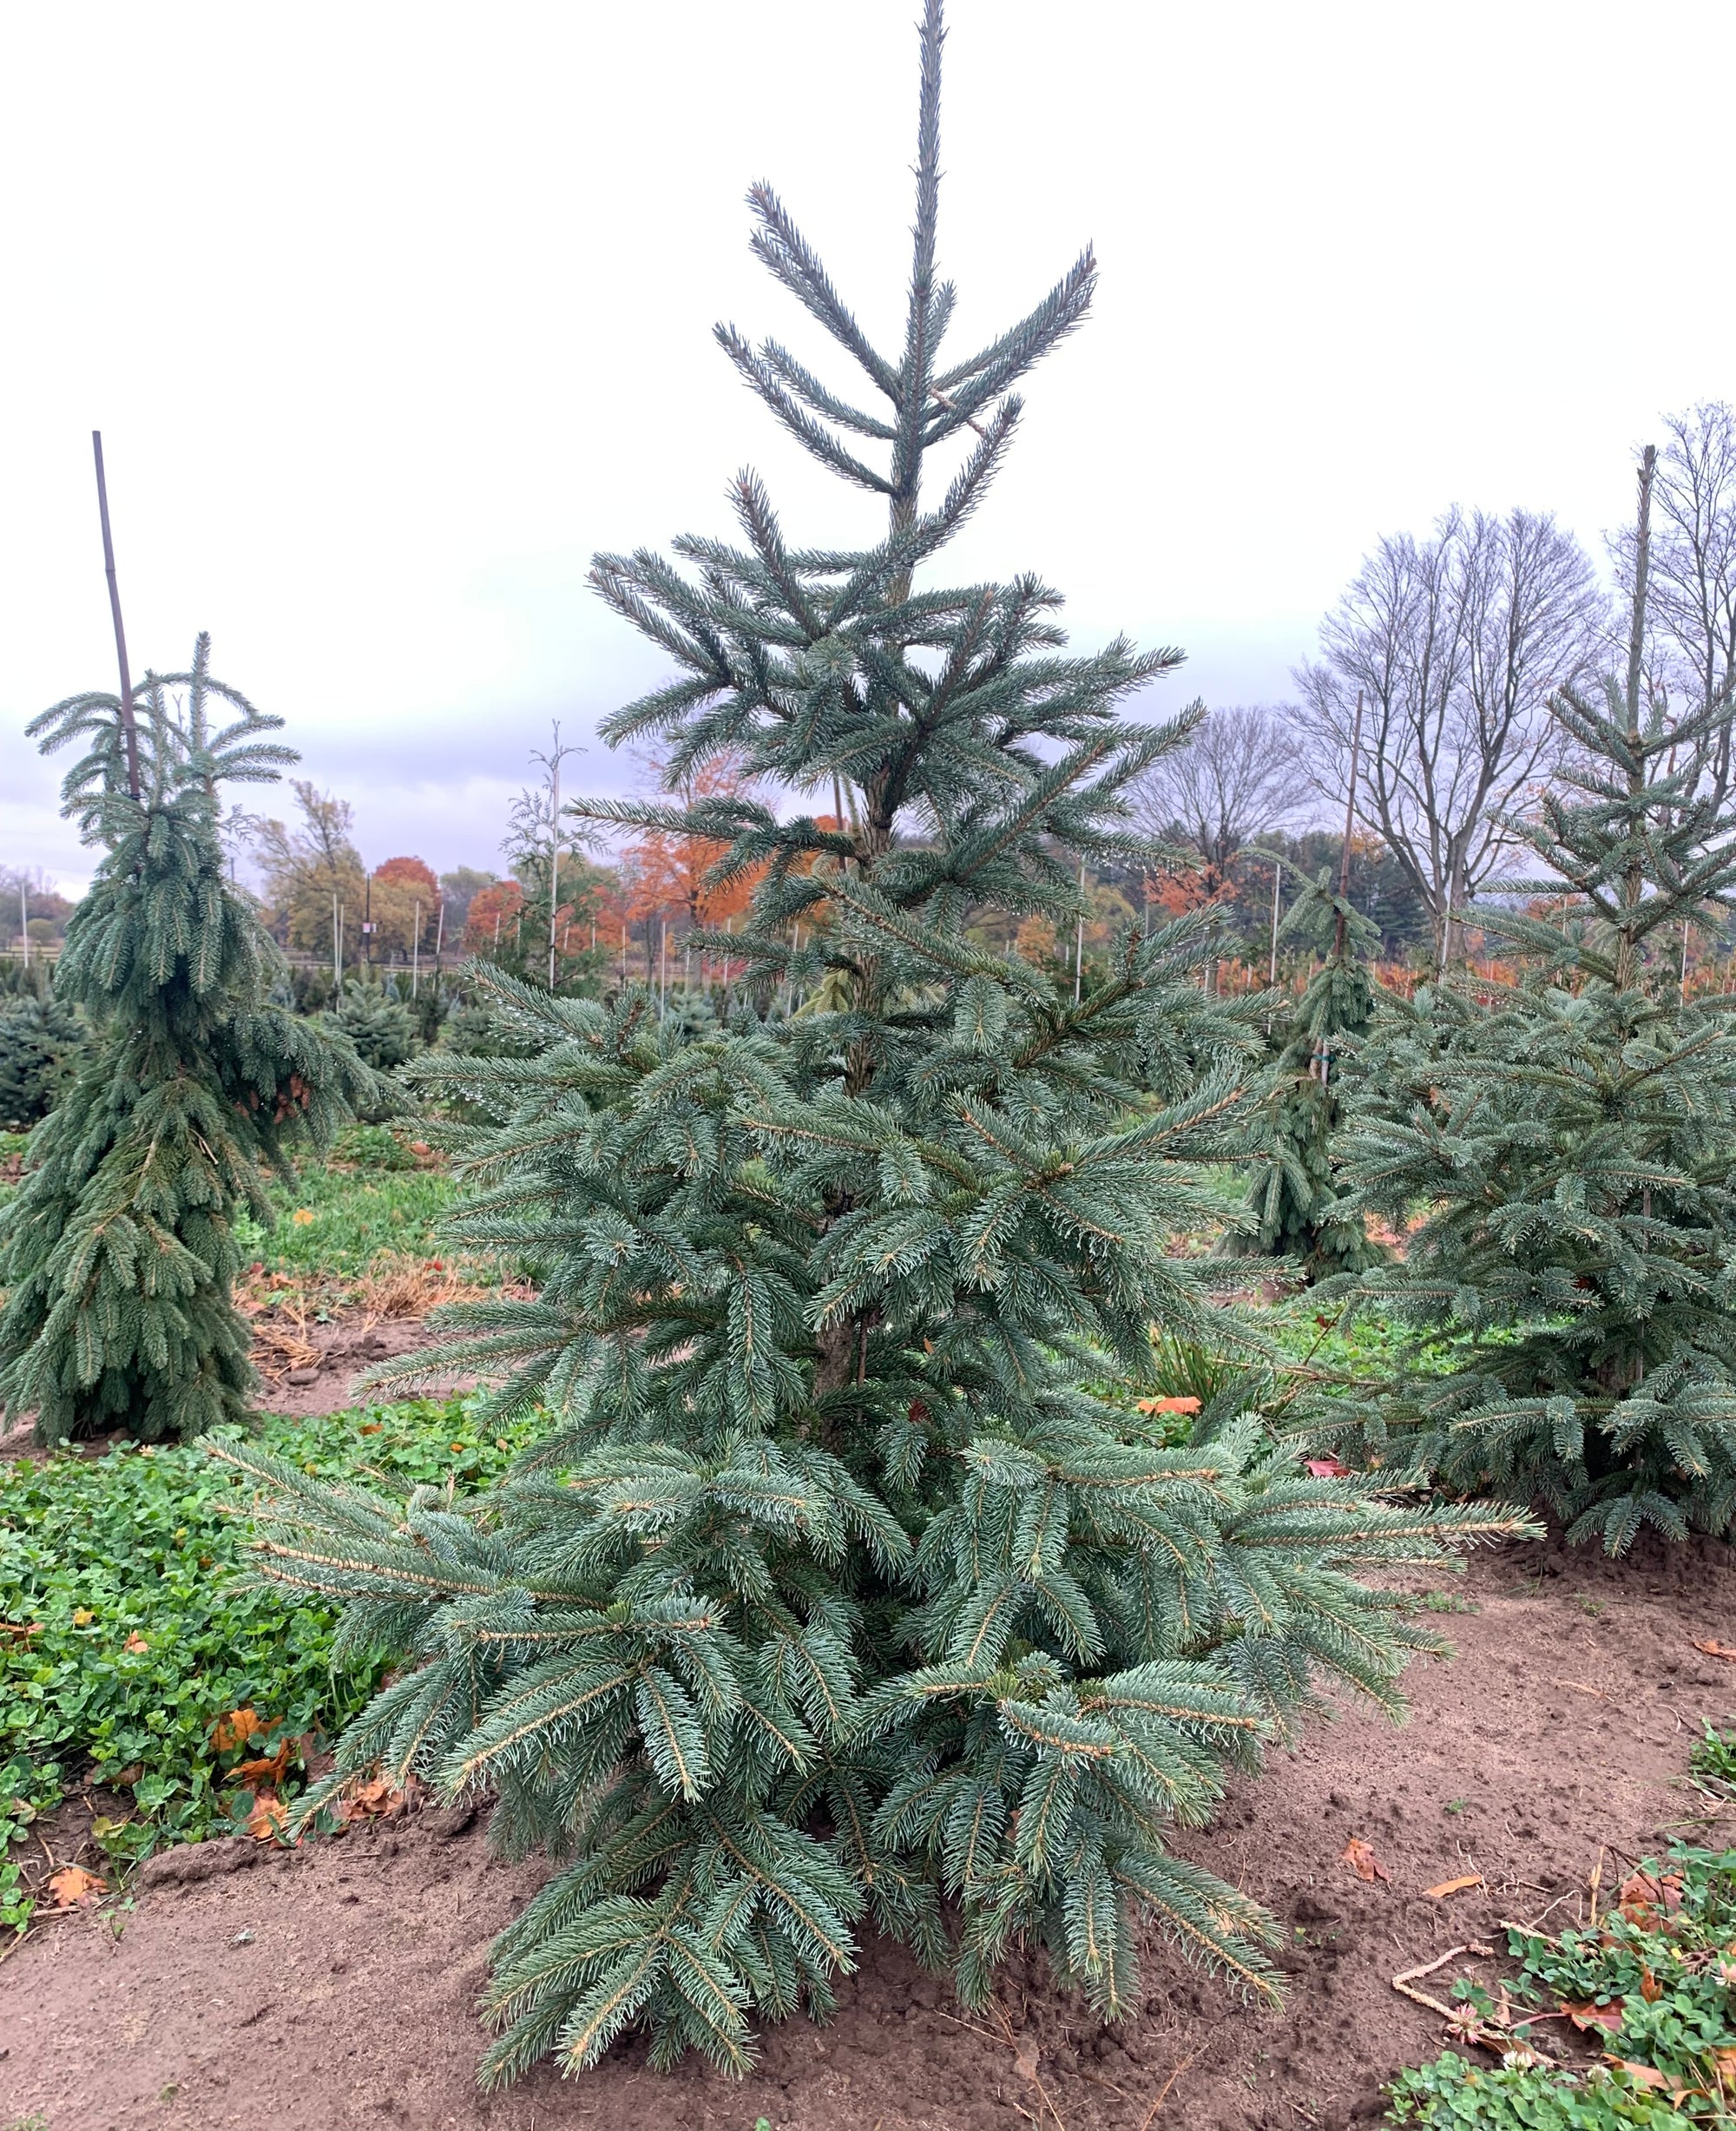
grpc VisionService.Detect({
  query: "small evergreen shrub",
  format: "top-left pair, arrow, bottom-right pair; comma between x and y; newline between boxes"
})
1231,869 -> 1384,1282
329,983 -> 417,1074
0,995 -> 87,1131
0,637 -> 371,1442
231,4 -> 1523,2082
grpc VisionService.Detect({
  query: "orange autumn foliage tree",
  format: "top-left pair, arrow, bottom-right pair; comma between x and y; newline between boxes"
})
621,757 -> 771,947
463,878 -> 525,954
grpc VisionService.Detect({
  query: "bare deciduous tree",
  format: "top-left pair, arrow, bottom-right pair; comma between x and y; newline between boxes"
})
1132,700 -> 1303,897
1298,506 -> 1604,970
1611,402 -> 1736,810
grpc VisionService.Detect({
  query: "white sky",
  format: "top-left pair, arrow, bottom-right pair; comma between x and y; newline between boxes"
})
4,0 -> 1733,892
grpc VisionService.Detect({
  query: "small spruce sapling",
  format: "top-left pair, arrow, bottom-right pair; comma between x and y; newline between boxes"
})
1229,860 -> 1383,1281
1318,448 -> 1736,1548
227,2 -> 1529,2080
0,639 -> 372,1442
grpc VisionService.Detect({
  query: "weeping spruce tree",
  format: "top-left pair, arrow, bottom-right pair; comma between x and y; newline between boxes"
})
0,638 -> 369,1443
1319,447 -> 1736,1549
227,3 -> 1522,2081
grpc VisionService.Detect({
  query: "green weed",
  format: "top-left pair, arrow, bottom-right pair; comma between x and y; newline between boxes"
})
1387,2052 -> 1688,2126
0,1396 -> 541,1934
1688,1725 -> 1736,1799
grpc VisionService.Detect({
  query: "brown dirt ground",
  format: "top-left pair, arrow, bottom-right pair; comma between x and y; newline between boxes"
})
247,1316 -> 478,1421
4,1534 -> 1734,2131
0,1319 -> 472,1463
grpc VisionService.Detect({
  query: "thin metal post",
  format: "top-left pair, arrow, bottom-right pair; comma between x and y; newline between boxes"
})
411,900 -> 421,997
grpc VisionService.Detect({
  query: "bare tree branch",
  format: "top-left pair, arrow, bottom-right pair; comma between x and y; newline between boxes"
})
1297,507 -> 1604,969
1130,700 -> 1304,896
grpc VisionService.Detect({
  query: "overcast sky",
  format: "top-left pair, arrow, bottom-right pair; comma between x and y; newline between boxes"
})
4,0 -> 1733,892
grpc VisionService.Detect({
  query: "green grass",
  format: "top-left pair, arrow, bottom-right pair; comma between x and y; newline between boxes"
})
0,1396 -> 542,1935
233,1136 -> 456,1280
1385,1825 -> 1736,2124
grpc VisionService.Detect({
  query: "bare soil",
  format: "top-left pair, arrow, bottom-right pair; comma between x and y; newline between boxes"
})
0,1319 -> 470,1461
248,1317 -> 477,1420
4,1534 -> 1733,2131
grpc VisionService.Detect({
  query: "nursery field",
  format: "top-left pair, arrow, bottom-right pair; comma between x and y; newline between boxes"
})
2,1141 -> 1733,2131
8,8 -> 1736,2125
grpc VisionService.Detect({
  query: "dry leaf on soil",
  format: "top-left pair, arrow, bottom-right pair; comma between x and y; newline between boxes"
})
1424,1874 -> 1483,1899
1693,1638 -> 1736,1662
1341,1837 -> 1391,1883
245,1792 -> 290,1842
48,1865 -> 107,1909
210,1707 -> 263,1753
1305,1457 -> 1351,1478
1565,2001 -> 1626,2034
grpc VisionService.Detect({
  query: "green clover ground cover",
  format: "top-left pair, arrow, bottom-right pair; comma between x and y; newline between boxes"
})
0,1397 -> 541,1934
1386,1838 -> 1736,2126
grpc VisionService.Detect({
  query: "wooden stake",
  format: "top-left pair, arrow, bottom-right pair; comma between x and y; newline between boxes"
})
92,432 -> 141,802
411,899 -> 422,997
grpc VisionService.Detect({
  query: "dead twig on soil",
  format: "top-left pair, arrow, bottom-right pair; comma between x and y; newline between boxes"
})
1138,2049 -> 1197,2128
1392,1944 -> 1553,2068
990,1999 -> 1068,2130
935,2003 -> 1068,2130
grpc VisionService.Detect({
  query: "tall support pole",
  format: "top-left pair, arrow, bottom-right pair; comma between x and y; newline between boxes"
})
1074,860 -> 1086,1004
1267,860 -> 1282,985
92,432 -> 141,803
549,720 -> 562,992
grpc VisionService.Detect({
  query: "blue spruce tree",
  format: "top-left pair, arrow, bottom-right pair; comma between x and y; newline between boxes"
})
226,3 -> 1524,2078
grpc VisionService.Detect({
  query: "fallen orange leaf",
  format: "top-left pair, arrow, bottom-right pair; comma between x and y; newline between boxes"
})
235,1746 -> 292,1787
1424,1874 -> 1483,1899
246,1792 -> 289,1842
1693,1638 -> 1736,1662
122,1631 -> 149,1654
1566,2001 -> 1626,2034
1602,2056 -> 1674,2091
290,1207 -> 315,1226
210,1707 -> 262,1753
48,1865 -> 107,1909
1305,1457 -> 1351,1478
1340,1838 -> 1391,1883
1136,1396 -> 1201,1415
